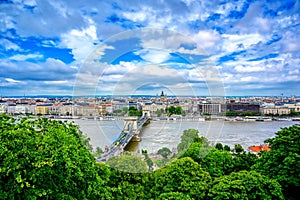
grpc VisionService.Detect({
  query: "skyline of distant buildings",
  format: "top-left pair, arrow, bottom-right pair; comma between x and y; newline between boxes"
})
1,91 -> 300,117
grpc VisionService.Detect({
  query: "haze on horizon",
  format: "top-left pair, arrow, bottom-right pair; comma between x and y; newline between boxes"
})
1,0 -> 299,97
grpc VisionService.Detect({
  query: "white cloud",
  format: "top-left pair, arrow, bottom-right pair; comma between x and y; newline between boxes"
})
5,78 -> 21,83
60,18 -> 98,62
234,65 -> 265,73
135,49 -> 170,64
0,39 -> 21,51
10,53 -> 43,61
192,30 -> 221,51
222,33 -> 265,53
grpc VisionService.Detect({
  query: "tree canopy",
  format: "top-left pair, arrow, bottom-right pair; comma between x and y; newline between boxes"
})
0,114 -> 110,199
1,114 -> 298,199
208,170 -> 284,199
252,125 -> 300,199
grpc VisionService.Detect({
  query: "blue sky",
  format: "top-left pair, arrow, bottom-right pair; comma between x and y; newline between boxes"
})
0,0 -> 300,97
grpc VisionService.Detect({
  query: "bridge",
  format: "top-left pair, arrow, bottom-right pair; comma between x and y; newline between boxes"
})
97,109 -> 151,161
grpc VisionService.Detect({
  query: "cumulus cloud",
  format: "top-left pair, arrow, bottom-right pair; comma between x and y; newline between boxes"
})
0,0 -> 299,95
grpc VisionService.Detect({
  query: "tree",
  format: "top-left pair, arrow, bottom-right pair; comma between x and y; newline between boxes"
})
94,146 -> 103,158
142,149 -> 154,171
200,149 -> 234,178
158,192 -> 192,200
208,170 -> 284,199
0,114 -> 110,199
177,129 -> 200,153
150,157 -> 211,199
122,106 -> 128,114
252,125 -> 300,199
157,147 -> 172,158
179,142 -> 212,163
128,106 -> 142,117
106,154 -> 149,199
106,154 -> 148,173
167,106 -> 183,116
224,145 -> 231,151
156,109 -> 163,117
215,142 -> 223,151
232,151 -> 258,172
233,144 -> 244,153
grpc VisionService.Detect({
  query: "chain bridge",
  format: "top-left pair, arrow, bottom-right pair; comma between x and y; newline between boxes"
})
98,109 -> 151,161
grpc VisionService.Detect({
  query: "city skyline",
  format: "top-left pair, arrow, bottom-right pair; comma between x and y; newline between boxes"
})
1,0 -> 300,96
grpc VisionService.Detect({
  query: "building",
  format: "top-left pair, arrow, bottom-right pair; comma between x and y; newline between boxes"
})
261,107 -> 291,115
249,145 -> 271,155
36,104 -> 52,115
198,103 -> 222,115
226,103 -> 260,114
0,103 -> 7,114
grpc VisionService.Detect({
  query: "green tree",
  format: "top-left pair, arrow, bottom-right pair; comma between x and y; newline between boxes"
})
233,144 -> 244,153
224,145 -> 231,151
157,147 -> 172,158
122,106 -> 129,114
150,157 -> 211,199
107,154 -> 148,173
167,106 -> 183,116
179,142 -> 212,163
0,114 -> 110,199
156,109 -> 163,117
208,170 -> 284,200
177,129 -> 200,153
200,149 -> 234,178
106,154 -> 149,199
252,125 -> 300,199
142,149 -> 154,171
158,192 -> 192,200
128,106 -> 142,117
215,142 -> 223,151
94,146 -> 103,158
232,151 -> 258,172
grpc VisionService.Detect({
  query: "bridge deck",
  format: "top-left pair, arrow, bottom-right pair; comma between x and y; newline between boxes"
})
97,115 -> 150,161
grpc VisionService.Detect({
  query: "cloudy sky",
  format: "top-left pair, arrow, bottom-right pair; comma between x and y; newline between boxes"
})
1,0 -> 299,97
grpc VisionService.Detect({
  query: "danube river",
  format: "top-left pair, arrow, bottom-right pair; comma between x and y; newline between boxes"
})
74,119 -> 299,153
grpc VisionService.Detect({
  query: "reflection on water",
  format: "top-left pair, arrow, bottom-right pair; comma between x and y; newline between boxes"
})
74,119 -> 299,153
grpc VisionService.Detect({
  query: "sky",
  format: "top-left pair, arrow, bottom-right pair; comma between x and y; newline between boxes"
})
0,0 -> 300,97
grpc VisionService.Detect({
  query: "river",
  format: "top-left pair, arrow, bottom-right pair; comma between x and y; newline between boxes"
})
73,119 -> 299,153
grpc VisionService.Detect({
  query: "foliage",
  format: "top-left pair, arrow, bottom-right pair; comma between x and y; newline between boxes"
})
157,147 -> 172,158
179,142 -> 212,163
208,170 -> 284,200
106,154 -> 148,173
157,192 -> 192,200
200,149 -> 235,178
233,144 -> 244,153
166,106 -> 182,116
177,129 -> 200,153
150,157 -> 212,199
94,146 -> 103,158
225,110 -> 238,116
128,106 -> 142,117
106,154 -> 149,199
154,158 -> 172,168
215,142 -> 223,150
0,114 -> 110,199
224,144 -> 231,151
232,151 -> 258,172
142,149 -> 154,171
252,125 -> 300,199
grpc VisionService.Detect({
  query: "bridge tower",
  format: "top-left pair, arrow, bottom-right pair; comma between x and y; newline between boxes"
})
142,109 -> 151,118
123,117 -> 138,133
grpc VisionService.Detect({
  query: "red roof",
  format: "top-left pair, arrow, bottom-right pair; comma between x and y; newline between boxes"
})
249,145 -> 271,153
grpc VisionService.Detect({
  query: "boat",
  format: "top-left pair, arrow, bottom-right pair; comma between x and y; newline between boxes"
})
244,116 -> 257,121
